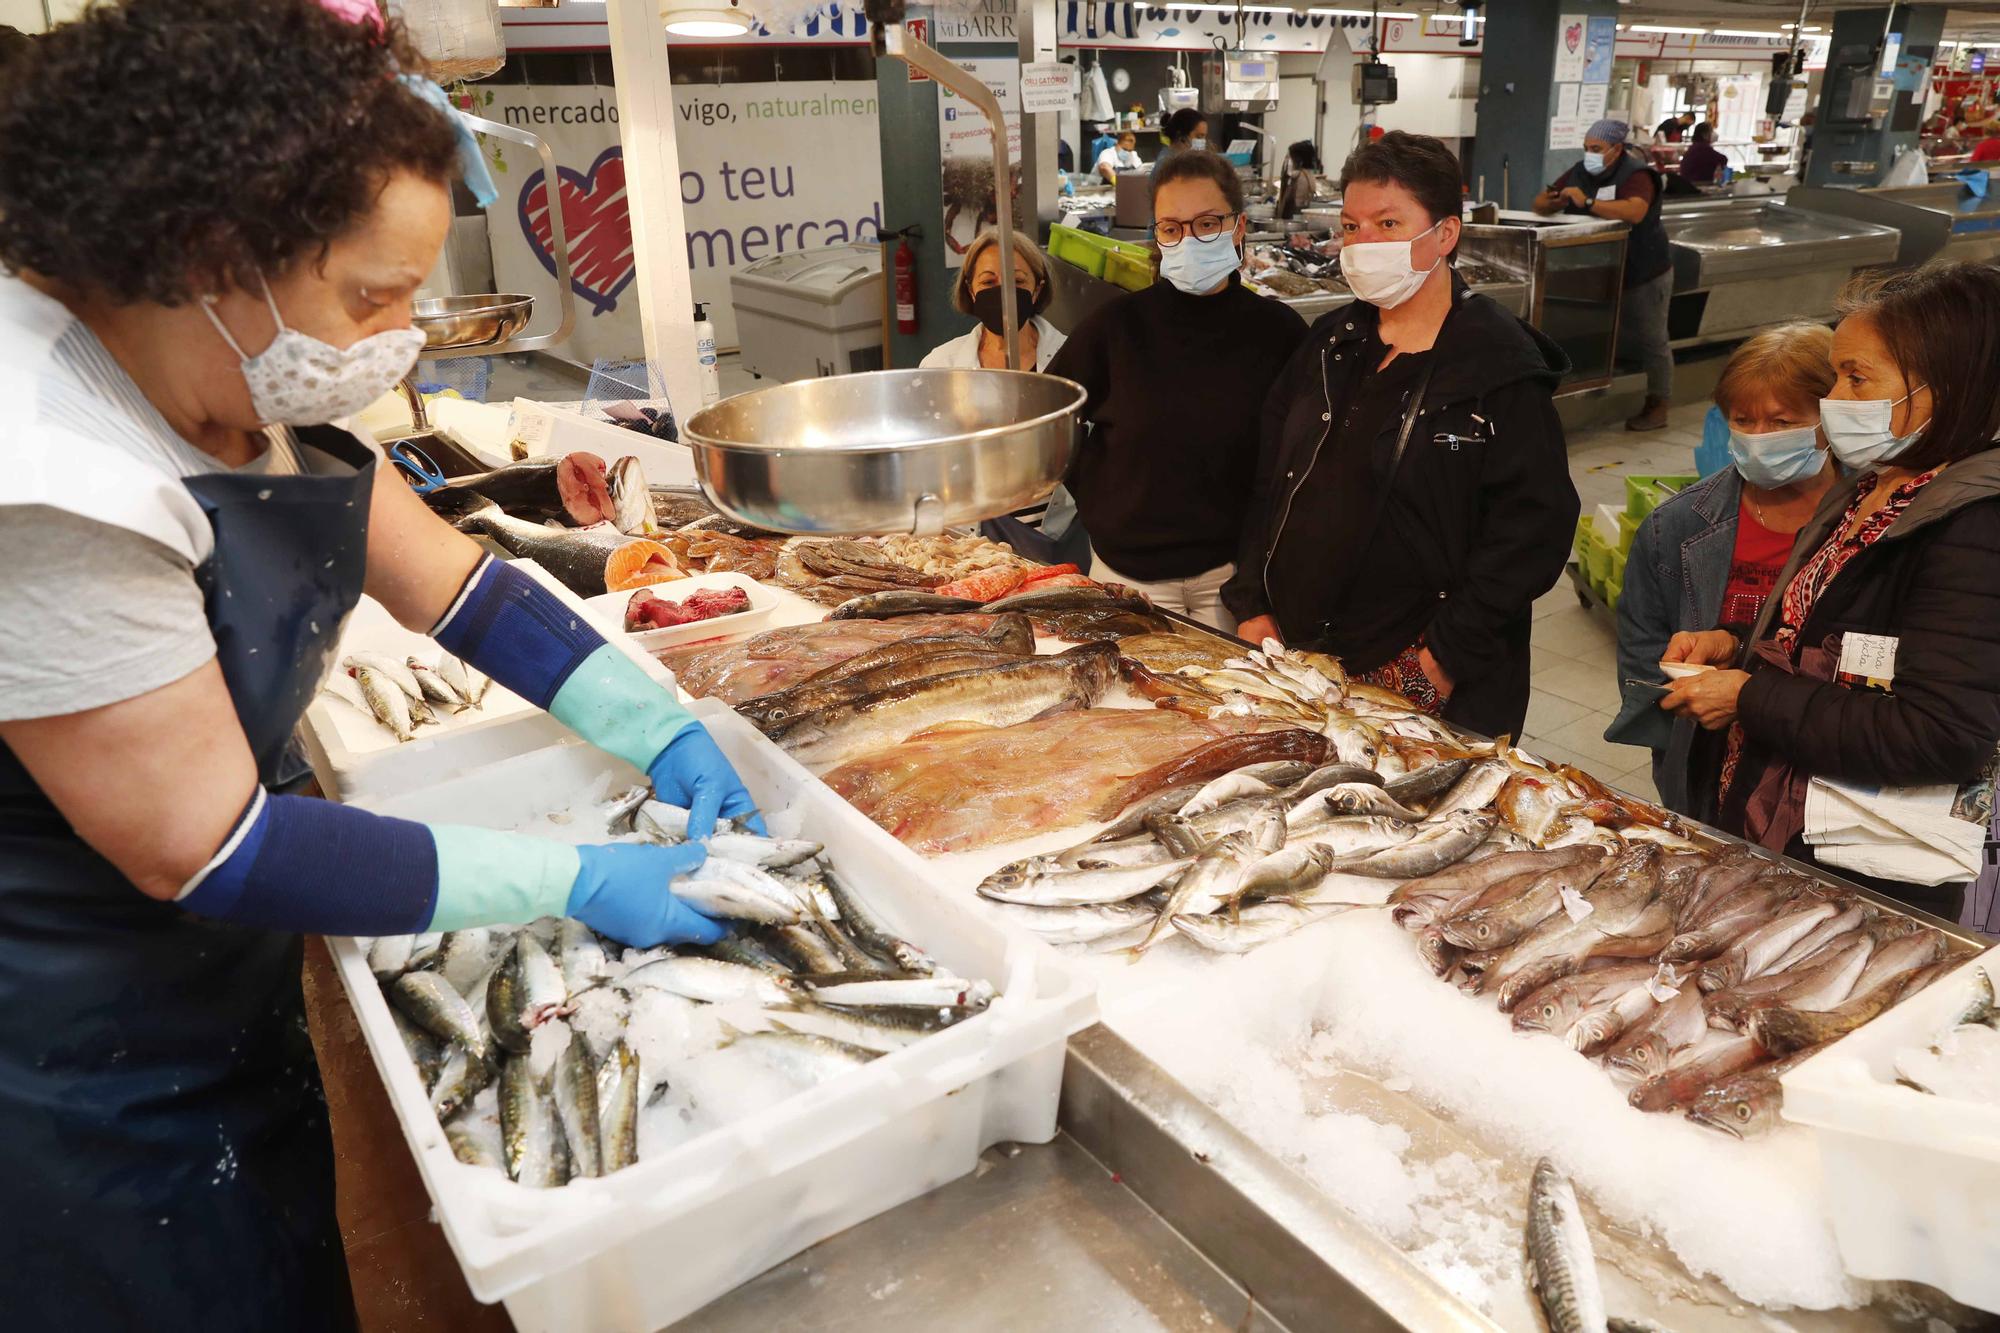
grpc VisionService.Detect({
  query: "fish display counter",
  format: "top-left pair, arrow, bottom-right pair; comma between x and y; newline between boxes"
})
1660,196 -> 1902,348
308,455 -> 1995,1330
1789,170 -> 2000,270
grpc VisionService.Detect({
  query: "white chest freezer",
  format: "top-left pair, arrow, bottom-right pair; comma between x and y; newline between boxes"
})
730,243 -> 885,383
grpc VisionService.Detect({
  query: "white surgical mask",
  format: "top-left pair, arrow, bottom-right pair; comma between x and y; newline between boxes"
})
1340,218 -> 1445,309
204,278 -> 425,426
1582,150 -> 1608,176
1158,231 -> 1242,295
1818,385 -> 1929,472
1191,137 -> 1208,150
1728,423 -> 1826,490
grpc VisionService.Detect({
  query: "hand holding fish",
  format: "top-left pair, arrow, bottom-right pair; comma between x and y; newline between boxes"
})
650,727 -> 766,838
1663,629 -> 1738,667
1661,668 -> 1748,730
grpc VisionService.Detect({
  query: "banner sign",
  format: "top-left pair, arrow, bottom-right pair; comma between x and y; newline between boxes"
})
477,82 -> 882,361
938,57 -> 1022,267
1058,3 -> 1346,54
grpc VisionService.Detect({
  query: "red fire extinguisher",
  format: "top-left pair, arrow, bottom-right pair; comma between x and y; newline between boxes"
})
893,227 -> 919,335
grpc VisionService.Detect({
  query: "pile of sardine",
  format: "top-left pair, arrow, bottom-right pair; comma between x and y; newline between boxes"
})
321,651 -> 492,743
1391,841 -> 1969,1134
368,791 -> 990,1188
1893,965 -> 2000,1102
975,753 -> 1503,953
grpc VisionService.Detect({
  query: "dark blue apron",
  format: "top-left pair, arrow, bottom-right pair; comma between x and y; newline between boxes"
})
0,425 -> 374,1330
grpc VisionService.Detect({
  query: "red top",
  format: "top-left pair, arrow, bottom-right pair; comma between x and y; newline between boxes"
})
1720,500 -> 1794,629
1972,138 -> 2000,163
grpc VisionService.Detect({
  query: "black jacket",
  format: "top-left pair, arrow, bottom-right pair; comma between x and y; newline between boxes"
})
1723,450 -> 2000,821
1222,278 -> 1577,739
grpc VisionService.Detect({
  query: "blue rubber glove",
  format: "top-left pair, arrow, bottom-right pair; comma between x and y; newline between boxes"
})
649,727 -> 766,839
568,843 -> 728,947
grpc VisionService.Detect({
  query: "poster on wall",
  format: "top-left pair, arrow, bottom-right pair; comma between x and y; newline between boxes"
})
1578,83 -> 1608,121
1582,15 -> 1616,85
1553,13 -> 1587,84
475,83 -> 882,361
937,58 -> 1022,268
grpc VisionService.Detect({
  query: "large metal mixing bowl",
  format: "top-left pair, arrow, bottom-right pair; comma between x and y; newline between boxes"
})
682,368 -> 1085,535
412,294 -> 534,351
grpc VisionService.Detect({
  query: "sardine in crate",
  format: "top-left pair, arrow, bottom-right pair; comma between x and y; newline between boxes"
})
1780,945 -> 2000,1315
328,700 -> 1098,1331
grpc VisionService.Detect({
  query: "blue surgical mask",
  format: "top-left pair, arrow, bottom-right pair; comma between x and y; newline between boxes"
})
1582,150 -> 1608,175
1728,424 -> 1827,490
1158,233 -> 1240,295
1819,386 -> 1928,471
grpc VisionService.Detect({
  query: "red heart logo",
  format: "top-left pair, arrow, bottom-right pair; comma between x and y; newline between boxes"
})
1566,21 -> 1582,52
519,147 -> 636,317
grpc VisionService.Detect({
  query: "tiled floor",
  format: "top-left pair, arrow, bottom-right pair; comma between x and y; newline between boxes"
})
1518,398 -> 1715,805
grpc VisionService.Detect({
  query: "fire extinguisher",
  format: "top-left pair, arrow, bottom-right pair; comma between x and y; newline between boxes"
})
893,226 -> 920,335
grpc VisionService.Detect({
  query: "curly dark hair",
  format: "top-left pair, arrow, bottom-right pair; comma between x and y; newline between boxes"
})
0,0 -> 461,306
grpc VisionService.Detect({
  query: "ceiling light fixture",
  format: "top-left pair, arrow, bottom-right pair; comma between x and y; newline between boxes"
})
1707,28 -> 1784,38
661,0 -> 754,36
1629,25 -> 1708,35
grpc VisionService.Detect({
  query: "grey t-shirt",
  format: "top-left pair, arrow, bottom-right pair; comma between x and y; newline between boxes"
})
0,275 -> 311,722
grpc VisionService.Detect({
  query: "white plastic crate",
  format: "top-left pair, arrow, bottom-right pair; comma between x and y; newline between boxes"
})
1780,945 -> 2000,1313
329,701 -> 1097,1330
578,571 -> 780,654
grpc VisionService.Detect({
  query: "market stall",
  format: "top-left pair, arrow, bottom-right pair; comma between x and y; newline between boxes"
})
1790,170 -> 2000,269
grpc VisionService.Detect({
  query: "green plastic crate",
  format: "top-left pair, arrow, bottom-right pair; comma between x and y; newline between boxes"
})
1580,531 -> 1613,585
1608,545 -> 1628,586
1616,509 -> 1641,549
1103,246 -> 1155,291
1047,224 -> 1110,278
1624,473 -> 1696,521
1603,575 -> 1623,610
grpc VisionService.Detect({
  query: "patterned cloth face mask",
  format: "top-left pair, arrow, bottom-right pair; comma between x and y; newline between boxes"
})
204,278 -> 425,426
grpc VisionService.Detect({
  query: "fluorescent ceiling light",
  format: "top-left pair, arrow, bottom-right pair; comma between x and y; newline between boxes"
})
1707,28 -> 1783,38
661,1 -> 753,35
1629,25 -> 1708,36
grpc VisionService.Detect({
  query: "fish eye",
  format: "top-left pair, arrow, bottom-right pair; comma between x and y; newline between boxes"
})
1735,1103 -> 1752,1121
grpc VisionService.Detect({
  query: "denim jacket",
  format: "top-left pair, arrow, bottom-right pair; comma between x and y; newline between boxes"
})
1603,468 -> 1741,816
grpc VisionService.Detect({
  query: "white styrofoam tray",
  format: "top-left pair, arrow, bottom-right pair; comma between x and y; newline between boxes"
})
579,571 -> 779,654
1780,945 -> 2000,1312
298,560 -> 672,805
328,700 -> 1097,1331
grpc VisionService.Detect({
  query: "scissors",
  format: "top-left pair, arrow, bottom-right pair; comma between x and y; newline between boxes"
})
388,438 -> 449,495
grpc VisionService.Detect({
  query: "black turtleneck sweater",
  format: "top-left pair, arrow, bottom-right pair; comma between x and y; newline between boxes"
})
1049,274 -> 1307,582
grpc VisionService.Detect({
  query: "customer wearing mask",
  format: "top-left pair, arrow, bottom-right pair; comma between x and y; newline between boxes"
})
1534,119 -> 1675,432
1606,324 -> 1837,817
1678,121 -> 1727,184
1224,131 -> 1577,739
1156,108 -> 1208,170
1049,150 -> 1306,629
1662,262 -> 2000,919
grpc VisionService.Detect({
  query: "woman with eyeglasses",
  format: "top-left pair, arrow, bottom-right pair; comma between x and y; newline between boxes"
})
1047,151 -> 1307,629
1223,131 -> 1578,740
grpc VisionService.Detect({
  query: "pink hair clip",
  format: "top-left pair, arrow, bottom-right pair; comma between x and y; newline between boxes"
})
317,0 -> 385,35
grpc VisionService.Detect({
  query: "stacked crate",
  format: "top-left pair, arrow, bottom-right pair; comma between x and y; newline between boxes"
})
1573,473 -> 1693,610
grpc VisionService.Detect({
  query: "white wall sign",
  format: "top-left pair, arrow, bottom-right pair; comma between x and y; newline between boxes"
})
476,82 -> 882,361
1021,60 -> 1077,114
1553,14 -> 1587,84
1578,83 -> 1608,121
1549,116 -> 1584,150
938,58 -> 1022,269
932,0 -> 1017,42
1061,3 -> 1340,55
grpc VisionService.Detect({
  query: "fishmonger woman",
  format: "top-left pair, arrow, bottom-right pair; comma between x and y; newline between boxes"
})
1225,132 -> 1577,739
0,1 -> 758,1323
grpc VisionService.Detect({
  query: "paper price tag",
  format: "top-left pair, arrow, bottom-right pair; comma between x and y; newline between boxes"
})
1838,632 -> 1898,689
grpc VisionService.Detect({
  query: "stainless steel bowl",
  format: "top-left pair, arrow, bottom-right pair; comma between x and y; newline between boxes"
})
411,294 -> 534,351
682,368 -> 1085,536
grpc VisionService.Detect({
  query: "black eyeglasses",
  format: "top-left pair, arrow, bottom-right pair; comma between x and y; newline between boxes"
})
1154,212 -> 1238,247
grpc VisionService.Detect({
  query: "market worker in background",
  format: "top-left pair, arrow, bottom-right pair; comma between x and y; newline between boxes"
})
1606,324 -> 1837,819
1156,107 -> 1209,170
1095,128 -> 1143,182
1051,151 -> 1306,630
1677,121 -> 1727,184
1278,139 -> 1322,221
1971,132 -> 2000,164
1225,132 -> 1577,740
0,0 -> 760,1325
1662,261 -> 2000,921
1654,108 -> 1696,143
1534,120 -> 1675,432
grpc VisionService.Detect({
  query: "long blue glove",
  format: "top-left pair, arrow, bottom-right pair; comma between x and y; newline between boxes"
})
570,843 -> 727,946
652,729 -> 766,839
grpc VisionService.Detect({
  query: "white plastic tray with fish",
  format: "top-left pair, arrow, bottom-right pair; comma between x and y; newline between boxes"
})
1781,945 -> 2000,1314
327,701 -> 1097,1331
298,559 -> 673,804
580,571 -> 784,653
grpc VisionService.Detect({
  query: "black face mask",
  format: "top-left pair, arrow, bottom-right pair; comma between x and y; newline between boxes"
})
971,284 -> 1037,337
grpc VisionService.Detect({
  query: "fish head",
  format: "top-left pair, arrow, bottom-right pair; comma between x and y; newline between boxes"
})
1686,1079 -> 1781,1138
1513,985 -> 1582,1035
1439,908 -> 1503,950
1416,928 -> 1458,977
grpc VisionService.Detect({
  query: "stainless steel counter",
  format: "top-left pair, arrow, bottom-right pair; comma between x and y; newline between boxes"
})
1660,197 -> 1901,347
1789,171 -> 2000,269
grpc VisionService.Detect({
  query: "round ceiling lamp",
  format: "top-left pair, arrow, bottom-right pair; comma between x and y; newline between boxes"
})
662,0 -> 755,37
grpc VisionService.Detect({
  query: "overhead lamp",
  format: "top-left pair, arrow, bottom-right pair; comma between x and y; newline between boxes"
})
1629,25 -> 1707,36
662,0 -> 754,36
1709,28 -> 1784,39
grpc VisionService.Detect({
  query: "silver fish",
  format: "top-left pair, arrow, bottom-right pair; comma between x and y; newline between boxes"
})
487,934 -> 569,1054
978,899 -> 1161,946
406,657 -> 468,709
1235,843 -> 1344,901
1176,772 -> 1277,817
352,665 -> 415,742
1320,783 -> 1426,822
555,919 -> 612,997
499,1056 -> 568,1188
428,1043 -> 493,1120
445,1118 -> 504,1169
1525,1158 -> 1608,1333
368,933 -> 415,980
976,857 -> 1192,907
1290,814 -> 1420,857
671,876 -> 802,925
723,1028 -> 877,1083
345,652 -> 426,703
390,969 -> 488,1059
1170,900 -> 1352,952
407,931 -> 444,971
796,974 -> 993,1009
321,669 -> 371,715
595,1040 -> 642,1172
1134,832 -> 1262,952
620,955 -> 796,1006
552,1036 -> 602,1179
1429,759 -> 1510,819
436,928 -> 498,995
1697,902 -> 1839,993
705,831 -> 824,869
634,800 -> 693,844
609,456 -> 657,536
391,1007 -> 443,1082
436,652 -> 490,708
1330,811 -> 1498,879
762,1005 -> 932,1053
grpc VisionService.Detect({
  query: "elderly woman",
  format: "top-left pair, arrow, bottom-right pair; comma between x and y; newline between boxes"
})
0,1 -> 759,1323
1663,262 -> 2000,918
1606,324 -> 1838,817
920,229 -> 1066,372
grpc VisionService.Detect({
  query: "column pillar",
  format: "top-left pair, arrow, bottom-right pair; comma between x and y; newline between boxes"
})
1805,5 -> 1947,187
1469,0 -> 1622,211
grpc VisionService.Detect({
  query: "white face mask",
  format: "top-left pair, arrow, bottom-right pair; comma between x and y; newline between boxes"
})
1340,218 -> 1445,309
1582,150 -> 1608,176
1191,137 -> 1207,150
1818,385 -> 1929,472
204,278 -> 426,427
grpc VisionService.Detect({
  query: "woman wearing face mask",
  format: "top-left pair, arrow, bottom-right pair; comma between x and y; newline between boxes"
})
0,2 -> 762,1324
1662,262 -> 2000,918
1604,324 -> 1837,817
1225,131 -> 1578,740
1049,151 -> 1306,629
1156,108 -> 1210,170
1095,129 -> 1143,183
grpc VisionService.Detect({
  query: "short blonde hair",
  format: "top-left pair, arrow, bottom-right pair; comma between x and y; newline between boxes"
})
1714,322 -> 1835,417
952,229 -> 1052,317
